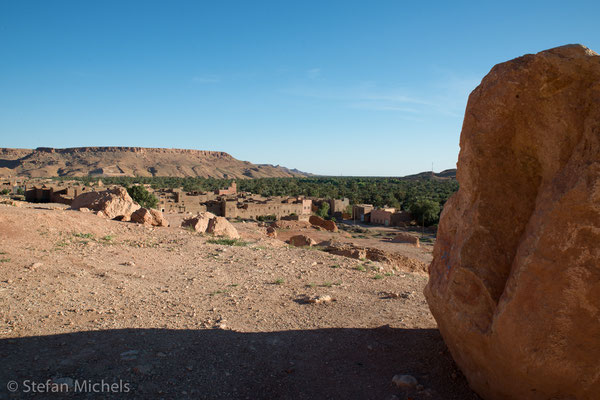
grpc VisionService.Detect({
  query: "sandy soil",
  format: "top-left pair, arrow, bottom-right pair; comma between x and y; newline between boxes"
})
0,204 -> 478,399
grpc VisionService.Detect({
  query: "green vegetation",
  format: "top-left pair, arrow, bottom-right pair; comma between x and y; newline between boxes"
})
316,202 -> 330,218
126,185 -> 159,209
273,278 -> 285,285
73,232 -> 94,239
0,189 -> 10,195
373,274 -> 384,280
320,281 -> 341,287
55,176 -> 457,225
207,238 -> 249,246
256,214 -> 277,222
408,198 -> 441,226
0,258 -> 11,263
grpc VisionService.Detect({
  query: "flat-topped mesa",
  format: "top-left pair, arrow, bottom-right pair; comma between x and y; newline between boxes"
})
33,147 -> 233,159
0,146 -> 309,178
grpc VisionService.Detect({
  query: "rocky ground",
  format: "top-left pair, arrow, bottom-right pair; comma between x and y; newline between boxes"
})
0,203 -> 478,399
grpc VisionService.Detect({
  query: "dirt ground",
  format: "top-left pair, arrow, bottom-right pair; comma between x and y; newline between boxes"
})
0,204 -> 478,400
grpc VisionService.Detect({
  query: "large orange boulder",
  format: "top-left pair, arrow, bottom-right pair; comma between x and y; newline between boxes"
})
70,187 -> 140,219
130,208 -> 169,227
425,44 -> 600,400
309,215 -> 338,232
182,212 -> 239,239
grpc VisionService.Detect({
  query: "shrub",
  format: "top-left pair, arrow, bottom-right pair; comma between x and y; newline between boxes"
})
207,238 -> 248,246
127,185 -> 159,209
257,214 -> 277,222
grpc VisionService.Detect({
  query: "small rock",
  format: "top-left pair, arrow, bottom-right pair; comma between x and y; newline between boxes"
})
392,374 -> 418,388
28,262 -> 43,270
307,295 -> 334,304
121,261 -> 135,266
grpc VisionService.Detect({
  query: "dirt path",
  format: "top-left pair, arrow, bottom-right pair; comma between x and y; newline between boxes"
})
0,205 -> 478,399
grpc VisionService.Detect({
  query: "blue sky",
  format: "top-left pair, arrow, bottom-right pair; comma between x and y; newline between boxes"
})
1,1 -> 599,176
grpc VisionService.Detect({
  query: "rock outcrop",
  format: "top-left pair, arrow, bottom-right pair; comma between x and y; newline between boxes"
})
391,233 -> 419,247
288,235 -> 317,247
181,212 -> 217,233
308,215 -> 338,232
181,212 -> 240,239
425,44 -> 600,400
70,187 -> 140,219
322,241 -> 427,273
207,217 -> 240,239
130,208 -> 169,227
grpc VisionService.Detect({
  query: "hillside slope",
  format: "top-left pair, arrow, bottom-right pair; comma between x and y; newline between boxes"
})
0,147 -> 311,178
402,169 -> 456,180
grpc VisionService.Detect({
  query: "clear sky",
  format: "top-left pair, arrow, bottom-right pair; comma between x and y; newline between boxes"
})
1,1 -> 599,176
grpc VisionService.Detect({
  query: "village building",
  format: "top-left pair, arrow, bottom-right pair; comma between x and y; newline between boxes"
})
222,197 -> 311,219
153,182 -> 312,221
370,208 -> 413,227
215,181 -> 237,196
329,198 -> 350,219
391,210 -> 412,226
24,183 -> 92,204
370,207 -> 396,226
352,204 -> 374,223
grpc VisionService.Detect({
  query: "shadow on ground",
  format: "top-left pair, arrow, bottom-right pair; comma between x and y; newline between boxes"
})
0,327 -> 479,400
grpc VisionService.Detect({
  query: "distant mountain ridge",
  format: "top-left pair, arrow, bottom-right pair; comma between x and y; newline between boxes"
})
0,147 -> 311,179
402,169 -> 457,180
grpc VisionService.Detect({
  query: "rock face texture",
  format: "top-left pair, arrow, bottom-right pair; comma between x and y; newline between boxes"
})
425,44 -> 600,400
70,187 -> 140,219
130,208 -> 169,227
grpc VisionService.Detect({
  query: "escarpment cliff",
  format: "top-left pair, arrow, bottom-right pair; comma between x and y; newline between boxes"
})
0,147 -> 310,178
